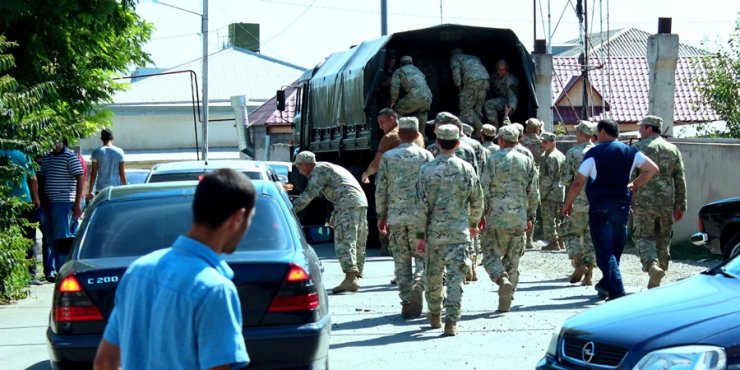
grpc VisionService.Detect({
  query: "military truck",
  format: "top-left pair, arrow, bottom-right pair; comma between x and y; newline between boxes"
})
287,24 -> 539,243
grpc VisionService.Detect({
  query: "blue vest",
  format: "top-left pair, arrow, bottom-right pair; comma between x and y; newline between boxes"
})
584,140 -> 639,207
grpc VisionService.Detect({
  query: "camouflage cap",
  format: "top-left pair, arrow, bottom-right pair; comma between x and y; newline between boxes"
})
481,124 -> 497,137
462,123 -> 473,136
575,120 -> 594,136
398,117 -> 419,131
512,123 -> 524,136
293,151 -> 316,165
436,124 -> 460,140
451,48 -> 462,55
639,115 -> 663,130
433,111 -> 461,125
541,131 -> 556,141
498,125 -> 519,142
525,118 -> 543,128
400,55 -> 413,64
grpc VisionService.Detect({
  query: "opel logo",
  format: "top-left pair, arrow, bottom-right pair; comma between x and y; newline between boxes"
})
582,341 -> 596,363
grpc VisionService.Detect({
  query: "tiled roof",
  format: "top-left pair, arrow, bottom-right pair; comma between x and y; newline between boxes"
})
248,85 -> 298,126
552,56 -> 719,123
111,47 -> 305,108
555,28 -> 709,57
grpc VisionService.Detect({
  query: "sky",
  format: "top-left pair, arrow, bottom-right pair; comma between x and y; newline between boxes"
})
135,0 -> 739,69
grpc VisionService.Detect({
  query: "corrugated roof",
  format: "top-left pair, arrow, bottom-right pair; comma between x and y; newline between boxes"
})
111,47 -> 306,107
552,56 -> 719,123
556,28 -> 709,57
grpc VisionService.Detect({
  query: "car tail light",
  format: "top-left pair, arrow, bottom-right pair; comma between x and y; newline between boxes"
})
268,264 -> 319,312
698,216 -> 704,233
53,275 -> 104,322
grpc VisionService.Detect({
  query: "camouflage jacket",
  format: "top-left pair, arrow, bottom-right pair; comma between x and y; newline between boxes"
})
376,143 -> 434,227
293,162 -> 368,212
490,72 -> 519,108
416,154 -> 483,244
520,133 -> 544,167
391,64 -> 432,101
427,140 -> 480,175
539,148 -> 566,202
481,141 -> 500,155
481,147 -> 539,229
562,142 -> 594,212
461,136 -> 490,175
514,143 -> 534,161
633,136 -> 687,212
450,54 -> 489,87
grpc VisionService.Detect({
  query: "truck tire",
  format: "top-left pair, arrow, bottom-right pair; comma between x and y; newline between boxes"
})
725,234 -> 740,261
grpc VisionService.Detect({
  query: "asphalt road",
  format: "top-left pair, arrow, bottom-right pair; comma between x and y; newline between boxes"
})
0,243 -> 711,370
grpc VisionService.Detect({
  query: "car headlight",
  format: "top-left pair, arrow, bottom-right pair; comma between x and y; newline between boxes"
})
546,324 -> 563,357
634,345 -> 726,370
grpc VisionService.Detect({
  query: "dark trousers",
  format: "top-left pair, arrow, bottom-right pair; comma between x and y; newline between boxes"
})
21,208 -> 39,276
589,202 -> 630,297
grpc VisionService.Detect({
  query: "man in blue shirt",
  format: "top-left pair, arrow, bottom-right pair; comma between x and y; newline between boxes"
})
94,169 -> 256,370
87,128 -> 126,199
563,119 -> 658,301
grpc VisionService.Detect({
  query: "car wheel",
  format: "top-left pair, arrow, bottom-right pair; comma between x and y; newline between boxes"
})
724,234 -> 740,260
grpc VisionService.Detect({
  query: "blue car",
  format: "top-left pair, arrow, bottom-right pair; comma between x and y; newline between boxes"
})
537,253 -> 740,369
47,180 -> 331,369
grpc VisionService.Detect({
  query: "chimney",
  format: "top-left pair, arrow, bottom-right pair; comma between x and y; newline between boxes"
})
228,23 -> 260,53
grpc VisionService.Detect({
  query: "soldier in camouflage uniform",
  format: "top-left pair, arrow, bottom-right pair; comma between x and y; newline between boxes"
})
426,113 -> 480,174
416,124 -> 483,336
480,124 -> 501,154
517,120 -> 543,249
459,120 -> 490,282
450,48 -> 489,136
511,123 -> 534,161
560,121 -> 596,285
391,56 -> 432,131
480,125 -> 539,312
484,59 -> 519,126
376,117 -> 435,318
633,115 -> 687,288
293,151 -> 369,294
539,132 -> 566,251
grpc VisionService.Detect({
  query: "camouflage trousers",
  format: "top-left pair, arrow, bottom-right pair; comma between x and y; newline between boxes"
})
424,242 -> 470,322
541,199 -> 563,244
482,227 -> 525,291
388,225 -> 425,303
484,97 -> 518,125
560,211 -> 595,265
396,94 -> 431,118
333,207 -> 368,274
632,209 -> 673,271
459,79 -> 489,135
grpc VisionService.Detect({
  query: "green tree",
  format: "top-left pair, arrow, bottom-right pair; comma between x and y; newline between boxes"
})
0,0 -> 153,141
695,14 -> 740,138
0,37 -> 59,302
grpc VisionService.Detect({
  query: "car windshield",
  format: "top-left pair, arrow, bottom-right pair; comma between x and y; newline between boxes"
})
125,170 -> 149,185
268,164 -> 290,178
77,195 -> 291,258
723,253 -> 740,275
149,170 -> 262,182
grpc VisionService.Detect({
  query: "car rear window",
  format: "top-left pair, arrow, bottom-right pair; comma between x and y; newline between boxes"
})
148,171 -> 262,183
77,195 -> 292,258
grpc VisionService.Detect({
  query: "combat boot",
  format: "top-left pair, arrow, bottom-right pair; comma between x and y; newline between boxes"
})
569,256 -> 588,284
444,320 -> 458,336
542,241 -> 560,251
582,264 -> 595,286
497,277 -> 513,312
408,285 -> 423,318
331,272 -> 359,294
648,264 -> 665,289
427,312 -> 442,329
401,302 -> 413,319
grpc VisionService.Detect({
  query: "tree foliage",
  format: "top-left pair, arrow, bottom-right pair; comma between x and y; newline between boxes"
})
695,14 -> 740,138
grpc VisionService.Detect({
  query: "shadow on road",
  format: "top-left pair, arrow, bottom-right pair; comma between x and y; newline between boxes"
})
330,314 -> 445,349
510,295 -> 603,312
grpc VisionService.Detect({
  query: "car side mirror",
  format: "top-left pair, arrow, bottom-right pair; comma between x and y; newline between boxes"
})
303,226 -> 333,245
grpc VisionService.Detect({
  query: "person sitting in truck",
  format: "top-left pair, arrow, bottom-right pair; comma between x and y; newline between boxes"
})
390,55 -> 432,134
484,59 -> 519,127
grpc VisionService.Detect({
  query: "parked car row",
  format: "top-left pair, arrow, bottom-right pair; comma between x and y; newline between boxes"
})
47,159 -> 333,369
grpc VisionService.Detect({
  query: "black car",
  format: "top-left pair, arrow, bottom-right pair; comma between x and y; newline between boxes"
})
691,197 -> 740,260
47,181 -> 331,369
537,254 -> 740,369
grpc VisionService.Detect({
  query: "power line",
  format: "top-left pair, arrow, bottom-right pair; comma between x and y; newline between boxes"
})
262,0 -> 317,44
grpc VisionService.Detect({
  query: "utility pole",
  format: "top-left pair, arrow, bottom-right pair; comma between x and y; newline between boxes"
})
577,0 -> 589,120
202,0 -> 209,161
381,0 -> 387,36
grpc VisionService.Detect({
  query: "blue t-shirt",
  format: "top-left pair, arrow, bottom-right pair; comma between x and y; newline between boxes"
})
0,149 -> 35,202
91,145 -> 125,191
104,236 -> 250,370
